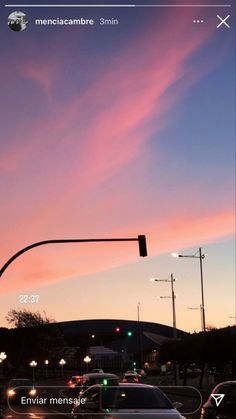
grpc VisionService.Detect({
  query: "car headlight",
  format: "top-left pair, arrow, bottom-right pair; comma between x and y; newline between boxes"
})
29,388 -> 37,396
200,407 -> 205,418
8,389 -> 16,396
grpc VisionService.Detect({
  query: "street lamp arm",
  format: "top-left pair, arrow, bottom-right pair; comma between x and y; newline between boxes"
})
153,279 -> 171,282
178,254 -> 206,259
178,254 -> 199,258
0,236 -> 147,278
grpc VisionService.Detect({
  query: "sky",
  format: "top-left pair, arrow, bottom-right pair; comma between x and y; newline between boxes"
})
0,1 -> 235,332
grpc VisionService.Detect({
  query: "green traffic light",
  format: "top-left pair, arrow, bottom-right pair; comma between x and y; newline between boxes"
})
127,331 -> 133,337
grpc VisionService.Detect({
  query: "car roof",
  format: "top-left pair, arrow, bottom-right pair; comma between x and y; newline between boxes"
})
9,378 -> 32,382
213,380 -> 236,390
83,373 -> 118,378
203,381 -> 236,407
124,370 -> 137,374
9,379 -> 33,386
119,383 -> 154,388
88,383 -> 156,390
215,381 -> 236,385
124,372 -> 137,375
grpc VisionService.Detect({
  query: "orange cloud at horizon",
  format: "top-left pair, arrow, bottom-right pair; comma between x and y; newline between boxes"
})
0,207 -> 234,295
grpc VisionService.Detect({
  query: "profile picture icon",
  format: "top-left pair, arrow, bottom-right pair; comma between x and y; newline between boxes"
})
8,11 -> 28,32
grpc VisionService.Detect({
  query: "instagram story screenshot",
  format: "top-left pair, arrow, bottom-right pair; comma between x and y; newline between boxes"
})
0,0 -> 235,418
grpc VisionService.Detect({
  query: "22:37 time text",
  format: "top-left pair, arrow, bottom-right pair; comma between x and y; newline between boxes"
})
19,295 -> 40,303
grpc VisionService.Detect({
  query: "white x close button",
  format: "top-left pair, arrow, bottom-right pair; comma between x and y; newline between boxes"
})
217,15 -> 230,29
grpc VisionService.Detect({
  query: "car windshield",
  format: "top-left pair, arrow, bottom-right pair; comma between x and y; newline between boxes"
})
85,377 -> 118,386
102,387 -> 173,409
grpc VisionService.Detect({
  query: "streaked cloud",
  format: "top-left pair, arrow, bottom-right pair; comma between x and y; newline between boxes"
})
0,7 -> 234,297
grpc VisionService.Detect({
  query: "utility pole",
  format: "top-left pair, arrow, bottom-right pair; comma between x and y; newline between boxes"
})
137,302 -> 143,368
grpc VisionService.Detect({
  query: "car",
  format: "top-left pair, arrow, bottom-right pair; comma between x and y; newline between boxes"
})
68,375 -> 82,388
77,373 -> 120,394
91,369 -> 104,373
136,368 -> 146,377
6,379 -> 36,404
200,380 -> 236,419
71,383 -> 186,418
124,370 -> 138,375
122,372 -> 139,383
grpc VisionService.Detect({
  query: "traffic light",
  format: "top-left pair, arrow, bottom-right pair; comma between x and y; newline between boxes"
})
127,331 -> 133,337
115,327 -> 120,333
138,235 -> 147,257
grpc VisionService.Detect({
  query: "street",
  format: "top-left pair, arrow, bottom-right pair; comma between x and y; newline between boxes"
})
1,374 -> 206,419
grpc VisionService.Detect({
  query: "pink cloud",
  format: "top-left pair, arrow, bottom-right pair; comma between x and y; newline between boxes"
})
18,61 -> 56,95
0,8 -> 233,294
1,7 -> 216,177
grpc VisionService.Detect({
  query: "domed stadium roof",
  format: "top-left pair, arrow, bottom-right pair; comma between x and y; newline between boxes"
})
56,319 -> 187,352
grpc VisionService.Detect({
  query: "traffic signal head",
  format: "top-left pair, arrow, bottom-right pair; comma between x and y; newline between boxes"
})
138,235 -> 147,257
127,331 -> 133,337
115,327 -> 120,333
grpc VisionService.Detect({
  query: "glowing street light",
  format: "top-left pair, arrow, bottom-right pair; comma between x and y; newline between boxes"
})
172,248 -> 207,331
171,253 -> 179,258
30,360 -> 37,383
0,352 -> 7,378
44,359 -> 49,378
59,358 -> 66,377
0,352 -> 7,361
83,355 -> 91,372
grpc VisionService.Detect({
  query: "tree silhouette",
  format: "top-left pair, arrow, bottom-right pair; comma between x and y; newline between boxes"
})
6,308 -> 54,328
